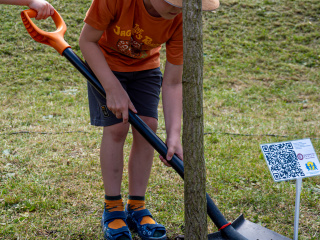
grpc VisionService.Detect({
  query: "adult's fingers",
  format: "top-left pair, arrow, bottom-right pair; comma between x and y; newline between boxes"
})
35,4 -> 54,20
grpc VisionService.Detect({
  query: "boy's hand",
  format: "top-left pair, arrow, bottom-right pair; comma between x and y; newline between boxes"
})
28,0 -> 54,20
159,136 -> 183,167
105,83 -> 137,124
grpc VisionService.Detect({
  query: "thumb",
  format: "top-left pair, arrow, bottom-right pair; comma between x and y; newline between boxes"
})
166,147 -> 174,161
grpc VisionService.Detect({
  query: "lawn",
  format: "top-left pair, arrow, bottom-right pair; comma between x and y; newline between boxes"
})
1,0 -> 319,239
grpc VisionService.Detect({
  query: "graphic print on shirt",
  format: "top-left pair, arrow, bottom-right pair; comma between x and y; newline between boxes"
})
116,38 -> 145,58
113,24 -> 160,59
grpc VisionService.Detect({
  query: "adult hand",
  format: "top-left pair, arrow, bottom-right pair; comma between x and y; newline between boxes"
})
28,0 -> 54,20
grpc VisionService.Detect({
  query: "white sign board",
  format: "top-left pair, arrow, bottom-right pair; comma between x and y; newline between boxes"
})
260,138 -> 320,182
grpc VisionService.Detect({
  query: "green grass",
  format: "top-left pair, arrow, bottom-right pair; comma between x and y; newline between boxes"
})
1,0 -> 320,239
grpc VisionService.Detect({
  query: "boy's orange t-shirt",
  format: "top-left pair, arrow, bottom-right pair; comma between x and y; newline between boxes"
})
84,0 -> 183,72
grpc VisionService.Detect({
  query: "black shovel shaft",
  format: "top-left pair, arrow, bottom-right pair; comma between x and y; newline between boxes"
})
62,48 -> 247,240
62,48 -> 184,177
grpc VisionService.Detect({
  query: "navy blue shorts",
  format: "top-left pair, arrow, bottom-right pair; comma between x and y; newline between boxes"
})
87,67 -> 163,126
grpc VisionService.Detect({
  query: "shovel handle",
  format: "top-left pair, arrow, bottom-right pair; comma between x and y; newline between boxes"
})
20,10 -> 247,238
21,9 -> 70,55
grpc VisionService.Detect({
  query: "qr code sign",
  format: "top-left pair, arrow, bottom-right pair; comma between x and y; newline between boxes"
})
261,142 -> 305,181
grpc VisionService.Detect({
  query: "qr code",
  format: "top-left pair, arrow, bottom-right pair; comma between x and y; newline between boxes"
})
261,142 -> 305,181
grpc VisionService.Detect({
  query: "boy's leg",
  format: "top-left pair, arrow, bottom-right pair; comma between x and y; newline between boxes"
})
100,123 -> 132,240
126,116 -> 166,239
100,122 -> 130,196
128,116 -> 158,196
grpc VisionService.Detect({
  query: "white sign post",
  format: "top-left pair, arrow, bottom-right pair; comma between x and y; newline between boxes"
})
260,138 -> 320,240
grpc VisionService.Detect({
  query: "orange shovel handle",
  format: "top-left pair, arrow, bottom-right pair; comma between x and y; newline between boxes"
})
21,9 -> 70,55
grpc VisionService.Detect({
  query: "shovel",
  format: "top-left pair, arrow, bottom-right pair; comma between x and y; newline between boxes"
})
21,9 -> 292,240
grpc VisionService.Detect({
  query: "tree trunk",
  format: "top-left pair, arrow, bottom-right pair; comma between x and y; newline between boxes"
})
182,0 -> 207,239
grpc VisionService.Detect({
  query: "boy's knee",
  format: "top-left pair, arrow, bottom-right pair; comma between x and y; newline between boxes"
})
103,123 -> 129,143
141,117 -> 158,132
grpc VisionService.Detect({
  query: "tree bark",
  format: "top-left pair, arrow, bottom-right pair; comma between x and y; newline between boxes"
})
182,0 -> 207,239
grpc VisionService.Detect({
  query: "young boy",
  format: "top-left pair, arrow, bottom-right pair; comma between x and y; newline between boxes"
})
79,0 -> 219,239
0,0 -> 54,19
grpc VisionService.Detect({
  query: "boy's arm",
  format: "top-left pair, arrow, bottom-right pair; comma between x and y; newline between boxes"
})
0,0 -> 54,20
79,23 -> 137,123
161,61 -> 183,166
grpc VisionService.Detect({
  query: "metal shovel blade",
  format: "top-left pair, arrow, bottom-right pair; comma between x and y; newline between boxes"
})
207,214 -> 292,240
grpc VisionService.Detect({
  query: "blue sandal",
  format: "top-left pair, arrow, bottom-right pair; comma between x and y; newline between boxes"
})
125,207 -> 166,240
101,210 -> 132,240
